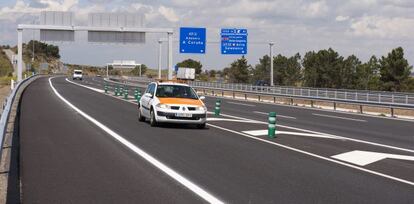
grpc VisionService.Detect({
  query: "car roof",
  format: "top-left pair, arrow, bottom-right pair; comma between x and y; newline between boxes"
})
153,81 -> 189,87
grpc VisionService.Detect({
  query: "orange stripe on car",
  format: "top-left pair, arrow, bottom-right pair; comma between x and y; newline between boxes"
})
158,98 -> 203,106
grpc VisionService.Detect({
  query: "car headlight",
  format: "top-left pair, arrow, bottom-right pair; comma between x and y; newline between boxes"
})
196,105 -> 207,111
156,104 -> 170,109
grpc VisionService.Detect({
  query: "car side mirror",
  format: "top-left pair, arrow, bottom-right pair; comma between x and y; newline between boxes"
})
199,96 -> 205,100
144,93 -> 153,98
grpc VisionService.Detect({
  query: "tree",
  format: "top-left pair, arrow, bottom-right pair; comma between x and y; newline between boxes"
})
131,64 -> 148,76
302,48 -> 344,88
340,55 -> 360,89
176,59 -> 203,75
226,56 -> 251,83
252,55 -> 270,84
379,47 -> 412,91
355,56 -> 381,90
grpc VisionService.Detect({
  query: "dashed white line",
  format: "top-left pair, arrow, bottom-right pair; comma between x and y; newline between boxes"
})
50,77 -> 224,204
227,101 -> 256,107
312,113 -> 367,122
253,111 -> 296,119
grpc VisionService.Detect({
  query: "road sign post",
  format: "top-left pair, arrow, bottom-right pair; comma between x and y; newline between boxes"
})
221,28 -> 248,55
179,27 -> 206,54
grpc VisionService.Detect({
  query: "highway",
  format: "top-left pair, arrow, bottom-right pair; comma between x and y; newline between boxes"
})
18,76 -> 414,203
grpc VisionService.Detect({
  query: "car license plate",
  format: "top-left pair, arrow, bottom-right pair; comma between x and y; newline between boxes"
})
175,113 -> 192,118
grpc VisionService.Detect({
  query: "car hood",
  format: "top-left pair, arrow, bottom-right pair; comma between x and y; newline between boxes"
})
158,98 -> 203,106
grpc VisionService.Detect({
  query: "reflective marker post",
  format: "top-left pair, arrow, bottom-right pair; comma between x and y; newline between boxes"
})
215,99 -> 221,116
137,91 -> 142,102
114,86 -> 118,96
119,86 -> 124,97
104,83 -> 108,93
134,88 -> 139,100
124,87 -> 129,99
268,112 -> 276,138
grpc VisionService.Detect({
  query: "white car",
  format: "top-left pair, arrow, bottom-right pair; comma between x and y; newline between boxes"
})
138,81 -> 207,128
73,69 -> 83,80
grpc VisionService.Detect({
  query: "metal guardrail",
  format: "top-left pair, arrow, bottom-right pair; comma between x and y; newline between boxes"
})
0,75 -> 37,164
189,81 -> 414,108
108,76 -> 414,109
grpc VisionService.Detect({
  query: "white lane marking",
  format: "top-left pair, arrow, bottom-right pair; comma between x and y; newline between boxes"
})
50,77 -> 224,204
227,101 -> 255,107
66,78 -> 104,93
253,111 -> 296,119
332,150 -> 414,166
67,79 -> 414,154
207,123 -> 414,186
206,118 -> 263,124
215,112 -> 414,154
242,130 -> 341,139
312,113 -> 367,122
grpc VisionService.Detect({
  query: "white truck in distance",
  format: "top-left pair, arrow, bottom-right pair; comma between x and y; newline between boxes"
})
72,69 -> 83,80
176,68 -> 195,80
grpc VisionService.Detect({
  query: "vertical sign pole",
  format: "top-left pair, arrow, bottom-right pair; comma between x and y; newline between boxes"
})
158,40 -> 162,79
139,64 -> 142,77
270,42 -> 274,87
17,29 -> 23,82
167,32 -> 173,80
106,64 -> 109,79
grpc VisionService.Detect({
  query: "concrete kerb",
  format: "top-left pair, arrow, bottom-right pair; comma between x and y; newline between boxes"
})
0,75 -> 42,204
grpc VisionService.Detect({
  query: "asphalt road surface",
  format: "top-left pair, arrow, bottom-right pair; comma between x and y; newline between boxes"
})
18,76 -> 414,203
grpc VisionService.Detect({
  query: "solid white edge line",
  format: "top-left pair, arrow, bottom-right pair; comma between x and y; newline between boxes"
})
49,77 -> 224,204
68,77 -> 414,154
227,101 -> 256,107
253,111 -> 297,119
66,78 -> 104,93
312,113 -> 367,122
207,123 -> 414,186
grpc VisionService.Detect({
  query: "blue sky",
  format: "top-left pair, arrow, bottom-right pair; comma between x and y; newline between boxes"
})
1,0 -> 414,70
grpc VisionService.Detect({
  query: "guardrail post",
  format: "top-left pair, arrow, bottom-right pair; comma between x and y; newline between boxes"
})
245,94 -> 247,100
311,100 -> 314,108
258,95 -> 261,102
233,92 -> 235,98
390,108 -> 394,117
333,102 -> 336,110
273,96 -> 276,103
268,112 -> 276,138
215,99 -> 221,116
359,105 -> 363,114
222,91 -> 224,97
290,98 -> 293,105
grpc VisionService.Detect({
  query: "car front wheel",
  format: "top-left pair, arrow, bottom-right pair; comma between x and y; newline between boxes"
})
138,106 -> 145,122
150,109 -> 157,127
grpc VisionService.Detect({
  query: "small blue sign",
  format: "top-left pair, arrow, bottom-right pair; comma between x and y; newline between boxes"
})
221,28 -> 248,55
179,27 -> 206,54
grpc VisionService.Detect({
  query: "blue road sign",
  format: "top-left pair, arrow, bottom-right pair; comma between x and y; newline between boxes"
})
180,27 -> 206,54
221,28 -> 248,55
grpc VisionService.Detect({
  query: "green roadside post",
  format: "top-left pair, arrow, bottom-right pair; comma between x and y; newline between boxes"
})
268,112 -> 276,138
134,88 -> 138,100
114,86 -> 118,96
214,99 -> 221,116
124,88 -> 129,99
104,83 -> 108,94
137,91 -> 142,102
119,86 -> 124,96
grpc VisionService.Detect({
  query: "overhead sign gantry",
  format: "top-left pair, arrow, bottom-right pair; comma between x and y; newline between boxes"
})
17,11 -> 175,81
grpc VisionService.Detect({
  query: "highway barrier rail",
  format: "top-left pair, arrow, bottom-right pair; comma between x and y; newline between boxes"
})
108,75 -> 414,116
0,75 -> 37,164
188,81 -> 414,109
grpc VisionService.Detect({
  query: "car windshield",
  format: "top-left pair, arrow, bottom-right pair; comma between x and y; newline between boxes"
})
156,85 -> 198,99
75,71 -> 82,74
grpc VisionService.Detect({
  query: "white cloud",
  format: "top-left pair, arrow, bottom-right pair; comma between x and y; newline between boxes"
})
158,6 -> 179,22
336,15 -> 350,22
302,1 -> 328,17
350,16 -> 414,38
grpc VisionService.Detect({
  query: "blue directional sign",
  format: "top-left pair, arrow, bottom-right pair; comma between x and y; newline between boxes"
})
221,28 -> 248,55
179,27 -> 206,54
